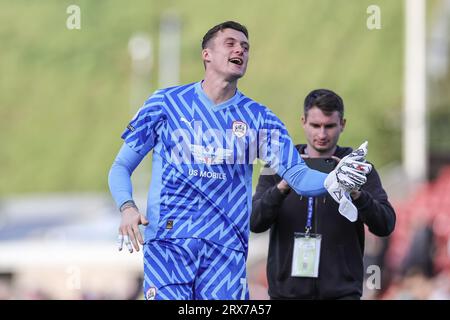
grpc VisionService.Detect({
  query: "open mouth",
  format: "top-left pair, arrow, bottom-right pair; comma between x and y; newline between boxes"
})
229,57 -> 243,65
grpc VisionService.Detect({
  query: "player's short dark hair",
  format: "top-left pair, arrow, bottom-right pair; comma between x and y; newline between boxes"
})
202,21 -> 249,49
304,89 -> 344,120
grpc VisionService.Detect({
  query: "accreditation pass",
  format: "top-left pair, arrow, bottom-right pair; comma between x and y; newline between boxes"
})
291,233 -> 321,277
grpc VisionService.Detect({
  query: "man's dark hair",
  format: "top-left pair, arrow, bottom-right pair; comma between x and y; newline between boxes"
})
202,21 -> 249,49
304,89 -> 344,119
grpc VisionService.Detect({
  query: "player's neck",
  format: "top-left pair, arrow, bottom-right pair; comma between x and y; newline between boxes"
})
305,145 -> 337,158
201,75 -> 237,105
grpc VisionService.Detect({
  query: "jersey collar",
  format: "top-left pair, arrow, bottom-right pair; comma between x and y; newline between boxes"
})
194,81 -> 241,110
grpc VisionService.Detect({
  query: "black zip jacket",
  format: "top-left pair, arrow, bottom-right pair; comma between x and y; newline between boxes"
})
250,145 -> 396,299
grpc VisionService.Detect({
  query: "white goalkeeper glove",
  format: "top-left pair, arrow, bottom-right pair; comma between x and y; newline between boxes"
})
324,141 -> 373,222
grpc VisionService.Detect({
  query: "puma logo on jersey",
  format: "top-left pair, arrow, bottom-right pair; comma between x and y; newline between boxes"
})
180,117 -> 195,129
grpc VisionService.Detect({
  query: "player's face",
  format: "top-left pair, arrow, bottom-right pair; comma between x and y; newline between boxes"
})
202,28 -> 249,80
302,107 -> 345,155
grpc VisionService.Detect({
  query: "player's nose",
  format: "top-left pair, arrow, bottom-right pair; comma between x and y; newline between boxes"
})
234,45 -> 244,55
318,128 -> 327,139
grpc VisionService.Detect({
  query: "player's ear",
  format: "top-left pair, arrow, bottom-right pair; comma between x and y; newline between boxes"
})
202,48 -> 211,63
301,115 -> 306,127
340,118 -> 346,132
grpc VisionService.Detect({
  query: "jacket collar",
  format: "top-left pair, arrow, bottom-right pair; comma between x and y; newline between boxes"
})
296,144 -> 353,158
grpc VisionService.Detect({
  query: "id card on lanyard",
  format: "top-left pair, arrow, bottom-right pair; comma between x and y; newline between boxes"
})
291,197 -> 322,278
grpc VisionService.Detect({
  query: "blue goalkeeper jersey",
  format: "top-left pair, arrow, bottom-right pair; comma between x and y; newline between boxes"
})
118,81 -> 327,253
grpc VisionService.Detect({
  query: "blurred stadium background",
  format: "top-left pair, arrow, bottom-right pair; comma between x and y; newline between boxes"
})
1,0 -> 450,299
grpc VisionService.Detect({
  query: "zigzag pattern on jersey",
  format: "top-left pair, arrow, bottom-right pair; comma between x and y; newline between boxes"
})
262,108 -> 301,175
125,82 -> 285,253
143,239 -> 247,300
121,91 -> 168,155
149,83 -> 270,253
155,142 -> 247,251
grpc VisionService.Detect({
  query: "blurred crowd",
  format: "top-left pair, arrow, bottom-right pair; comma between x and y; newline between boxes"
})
362,166 -> 450,299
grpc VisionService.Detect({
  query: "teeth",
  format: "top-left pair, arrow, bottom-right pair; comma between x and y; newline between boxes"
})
230,58 -> 242,65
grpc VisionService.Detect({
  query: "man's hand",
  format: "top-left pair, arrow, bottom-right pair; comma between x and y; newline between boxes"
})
277,180 -> 291,194
350,190 -> 361,200
117,206 -> 149,253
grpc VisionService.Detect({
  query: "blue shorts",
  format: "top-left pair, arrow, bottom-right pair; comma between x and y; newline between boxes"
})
143,238 -> 249,300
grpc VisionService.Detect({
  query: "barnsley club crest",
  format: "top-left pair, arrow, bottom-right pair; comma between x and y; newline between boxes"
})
232,121 -> 248,138
146,287 -> 157,300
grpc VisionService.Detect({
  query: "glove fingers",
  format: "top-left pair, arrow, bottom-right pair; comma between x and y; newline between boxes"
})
350,142 -> 368,159
347,172 -> 367,186
339,167 -> 367,182
339,162 -> 372,176
336,173 -> 358,189
337,169 -> 367,190
336,155 -> 369,172
344,160 -> 372,173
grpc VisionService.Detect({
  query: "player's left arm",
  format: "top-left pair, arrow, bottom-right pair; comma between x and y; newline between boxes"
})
259,108 -> 327,197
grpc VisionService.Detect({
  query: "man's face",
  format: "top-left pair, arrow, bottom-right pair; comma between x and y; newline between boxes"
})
202,28 -> 249,80
302,106 -> 345,155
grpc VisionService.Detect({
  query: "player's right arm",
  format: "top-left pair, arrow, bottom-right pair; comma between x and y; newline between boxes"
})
108,91 -> 167,253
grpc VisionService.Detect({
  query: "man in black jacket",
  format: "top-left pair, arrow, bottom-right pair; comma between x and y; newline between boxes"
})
251,89 -> 396,300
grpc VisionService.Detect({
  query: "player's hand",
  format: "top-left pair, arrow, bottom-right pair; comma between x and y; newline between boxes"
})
323,142 -> 372,222
324,141 -> 372,200
117,207 -> 149,253
336,163 -> 371,190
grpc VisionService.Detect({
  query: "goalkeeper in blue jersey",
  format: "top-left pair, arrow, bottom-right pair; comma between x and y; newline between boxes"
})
108,21 -> 370,300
